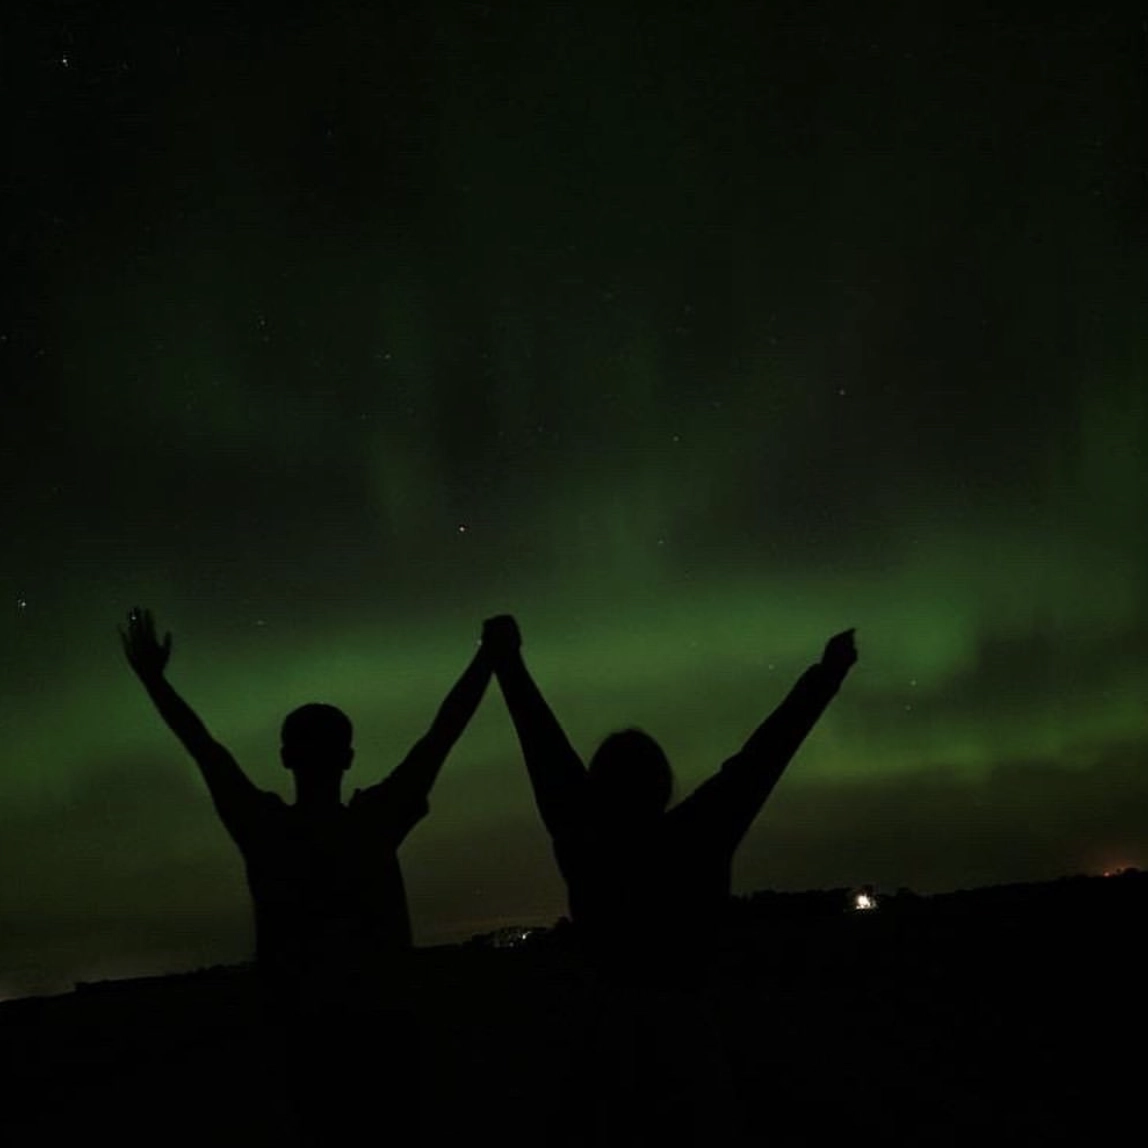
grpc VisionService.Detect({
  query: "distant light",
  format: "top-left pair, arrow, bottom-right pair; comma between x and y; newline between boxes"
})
853,892 -> 877,911
486,925 -> 538,949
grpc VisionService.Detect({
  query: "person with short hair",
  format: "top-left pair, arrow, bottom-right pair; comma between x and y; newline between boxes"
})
120,606 -> 493,1144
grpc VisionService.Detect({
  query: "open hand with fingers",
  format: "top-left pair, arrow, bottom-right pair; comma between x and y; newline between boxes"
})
120,607 -> 173,682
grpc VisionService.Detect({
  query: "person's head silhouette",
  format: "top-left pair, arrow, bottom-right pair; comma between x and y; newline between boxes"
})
587,728 -> 672,821
280,704 -> 354,803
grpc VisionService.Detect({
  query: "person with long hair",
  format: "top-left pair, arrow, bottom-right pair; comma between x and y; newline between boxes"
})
482,614 -> 857,1145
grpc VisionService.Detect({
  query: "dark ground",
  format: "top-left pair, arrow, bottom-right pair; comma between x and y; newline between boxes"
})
2,873 -> 1143,1146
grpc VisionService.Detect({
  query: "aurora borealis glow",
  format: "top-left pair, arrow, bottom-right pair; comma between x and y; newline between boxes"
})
3,2 -> 1147,997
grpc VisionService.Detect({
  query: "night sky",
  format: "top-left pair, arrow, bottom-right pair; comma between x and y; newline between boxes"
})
3,2 -> 1147,997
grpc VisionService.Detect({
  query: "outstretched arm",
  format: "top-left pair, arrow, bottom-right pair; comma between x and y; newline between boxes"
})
483,615 -> 587,839
384,641 -> 494,801
119,607 -> 262,828
685,629 -> 858,848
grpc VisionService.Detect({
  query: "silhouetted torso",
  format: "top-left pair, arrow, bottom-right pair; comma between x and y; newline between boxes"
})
533,662 -> 847,980
219,773 -> 427,991
554,764 -> 767,977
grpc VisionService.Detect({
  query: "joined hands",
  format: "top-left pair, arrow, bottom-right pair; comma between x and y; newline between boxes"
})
481,615 -> 521,664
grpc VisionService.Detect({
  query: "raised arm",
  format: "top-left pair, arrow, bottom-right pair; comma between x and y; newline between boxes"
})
683,629 -> 858,848
120,607 -> 262,827
483,615 -> 587,839
383,640 -> 494,801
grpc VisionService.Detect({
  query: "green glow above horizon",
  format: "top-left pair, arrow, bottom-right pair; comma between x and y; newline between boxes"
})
2,2 -> 1147,995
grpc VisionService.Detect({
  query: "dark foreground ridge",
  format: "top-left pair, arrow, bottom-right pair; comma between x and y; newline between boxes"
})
2,871 -> 1143,1146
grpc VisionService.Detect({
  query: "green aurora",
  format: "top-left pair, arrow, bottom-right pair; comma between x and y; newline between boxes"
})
2,2 -> 1146,996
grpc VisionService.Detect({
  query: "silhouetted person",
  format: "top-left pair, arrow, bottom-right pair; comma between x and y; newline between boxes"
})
481,615 -> 857,1145
483,615 -> 856,966
120,606 -> 493,1146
